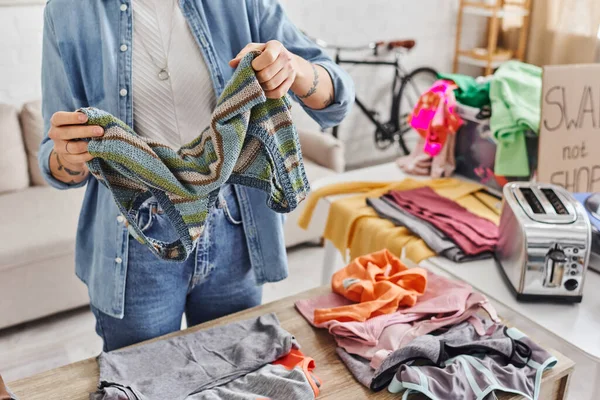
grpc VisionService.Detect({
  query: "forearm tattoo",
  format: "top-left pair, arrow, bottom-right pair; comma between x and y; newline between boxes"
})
298,63 -> 319,99
53,150 -> 85,176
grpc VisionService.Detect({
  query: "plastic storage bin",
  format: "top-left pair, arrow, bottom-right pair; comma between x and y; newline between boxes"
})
454,103 -> 538,191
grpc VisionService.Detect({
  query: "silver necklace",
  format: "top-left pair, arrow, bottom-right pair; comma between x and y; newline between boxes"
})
134,0 -> 177,80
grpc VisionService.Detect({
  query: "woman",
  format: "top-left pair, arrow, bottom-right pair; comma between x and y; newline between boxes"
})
40,0 -> 354,351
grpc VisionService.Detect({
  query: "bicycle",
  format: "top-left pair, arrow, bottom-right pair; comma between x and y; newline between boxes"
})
311,37 -> 438,154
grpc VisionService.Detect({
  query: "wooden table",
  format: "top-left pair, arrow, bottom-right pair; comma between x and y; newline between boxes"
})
315,162 -> 598,398
10,287 -> 574,400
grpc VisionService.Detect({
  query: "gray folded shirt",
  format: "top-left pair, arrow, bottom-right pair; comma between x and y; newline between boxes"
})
90,313 -> 295,400
367,197 -> 492,263
191,362 -> 320,399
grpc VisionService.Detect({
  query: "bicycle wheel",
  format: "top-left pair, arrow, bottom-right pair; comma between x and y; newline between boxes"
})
394,67 -> 438,154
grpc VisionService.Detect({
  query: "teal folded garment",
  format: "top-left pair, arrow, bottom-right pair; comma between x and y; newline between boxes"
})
437,72 -> 491,109
489,61 -> 542,177
83,52 -> 309,261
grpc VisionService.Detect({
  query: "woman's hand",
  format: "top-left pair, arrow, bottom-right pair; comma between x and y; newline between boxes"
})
229,40 -> 298,99
229,40 -> 335,109
47,111 -> 104,184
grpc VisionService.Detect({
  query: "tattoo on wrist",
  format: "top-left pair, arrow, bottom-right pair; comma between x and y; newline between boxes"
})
298,64 -> 319,99
54,150 -> 85,176
323,92 -> 334,107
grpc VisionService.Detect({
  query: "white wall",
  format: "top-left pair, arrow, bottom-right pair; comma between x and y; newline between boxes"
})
0,2 -> 44,106
279,0 -> 486,167
0,0 -> 485,167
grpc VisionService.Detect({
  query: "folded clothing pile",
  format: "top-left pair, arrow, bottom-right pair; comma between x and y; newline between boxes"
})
296,249 -> 557,399
90,313 -> 321,400
438,61 -> 542,179
313,249 -> 427,325
366,196 -> 493,263
82,51 -> 309,262
297,178 -> 501,264
0,375 -> 16,400
372,186 -> 498,259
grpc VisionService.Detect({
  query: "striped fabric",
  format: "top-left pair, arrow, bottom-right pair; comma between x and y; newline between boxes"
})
83,52 -> 310,261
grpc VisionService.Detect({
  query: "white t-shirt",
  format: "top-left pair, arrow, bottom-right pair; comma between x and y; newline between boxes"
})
132,0 -> 217,147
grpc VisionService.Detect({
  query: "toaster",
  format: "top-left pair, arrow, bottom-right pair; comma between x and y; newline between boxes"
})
495,182 -> 592,302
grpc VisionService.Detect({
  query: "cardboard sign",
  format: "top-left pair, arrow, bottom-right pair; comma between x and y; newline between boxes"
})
538,64 -> 600,192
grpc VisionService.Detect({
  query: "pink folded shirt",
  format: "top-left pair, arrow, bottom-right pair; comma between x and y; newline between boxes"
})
353,292 -> 498,369
295,271 -> 499,369
386,187 -> 498,255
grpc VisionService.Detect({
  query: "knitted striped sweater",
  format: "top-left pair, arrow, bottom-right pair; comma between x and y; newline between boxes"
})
82,52 -> 310,261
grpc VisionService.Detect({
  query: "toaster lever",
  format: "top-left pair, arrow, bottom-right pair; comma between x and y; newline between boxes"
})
544,246 -> 567,288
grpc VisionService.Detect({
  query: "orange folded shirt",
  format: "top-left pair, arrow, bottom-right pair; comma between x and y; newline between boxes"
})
314,249 -> 427,324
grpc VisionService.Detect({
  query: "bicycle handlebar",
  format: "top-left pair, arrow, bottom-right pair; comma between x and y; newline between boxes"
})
311,37 -> 385,52
303,32 -> 416,56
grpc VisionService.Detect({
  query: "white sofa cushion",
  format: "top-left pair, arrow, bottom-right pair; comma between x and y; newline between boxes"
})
0,103 -> 29,194
20,100 -> 48,187
0,186 -> 85,271
298,129 -> 345,173
0,251 -> 89,329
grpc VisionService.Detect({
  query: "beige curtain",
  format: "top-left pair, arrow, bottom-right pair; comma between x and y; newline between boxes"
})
502,0 -> 600,65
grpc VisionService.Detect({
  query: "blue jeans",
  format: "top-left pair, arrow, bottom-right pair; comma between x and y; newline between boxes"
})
90,185 -> 262,352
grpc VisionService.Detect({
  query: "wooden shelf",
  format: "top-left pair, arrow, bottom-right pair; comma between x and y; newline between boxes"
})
463,1 -> 527,9
453,0 -> 532,75
458,54 -> 510,69
459,47 -> 513,60
463,4 -> 529,17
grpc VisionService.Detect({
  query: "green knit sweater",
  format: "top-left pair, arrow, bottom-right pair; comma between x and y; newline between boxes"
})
82,52 -> 310,261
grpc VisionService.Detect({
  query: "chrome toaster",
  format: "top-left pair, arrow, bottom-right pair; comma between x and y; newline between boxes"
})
495,182 -> 592,302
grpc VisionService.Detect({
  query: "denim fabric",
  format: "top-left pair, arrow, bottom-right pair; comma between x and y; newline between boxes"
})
91,185 -> 262,352
39,0 -> 355,319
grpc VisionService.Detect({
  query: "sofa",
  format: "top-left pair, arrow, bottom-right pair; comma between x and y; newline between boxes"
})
0,100 -> 88,330
0,100 -> 344,329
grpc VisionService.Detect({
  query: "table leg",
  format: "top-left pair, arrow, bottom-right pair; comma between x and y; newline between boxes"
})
321,240 -> 339,285
592,364 -> 600,400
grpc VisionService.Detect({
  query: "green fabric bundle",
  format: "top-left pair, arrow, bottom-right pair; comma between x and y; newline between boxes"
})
489,61 -> 542,177
82,52 -> 309,261
437,72 -> 491,109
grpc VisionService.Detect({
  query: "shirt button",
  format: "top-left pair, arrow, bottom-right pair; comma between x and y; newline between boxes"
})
116,215 -> 125,223
119,88 -> 128,97
120,4 -> 128,11
115,257 -> 123,264
120,44 -> 128,52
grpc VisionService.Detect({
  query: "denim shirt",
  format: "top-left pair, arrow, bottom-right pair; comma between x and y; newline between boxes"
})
39,0 -> 354,319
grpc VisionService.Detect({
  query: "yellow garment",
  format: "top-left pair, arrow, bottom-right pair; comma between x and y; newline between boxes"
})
298,178 -> 500,263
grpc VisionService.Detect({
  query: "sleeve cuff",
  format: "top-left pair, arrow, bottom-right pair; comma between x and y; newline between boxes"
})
39,139 -> 89,190
291,60 -> 355,130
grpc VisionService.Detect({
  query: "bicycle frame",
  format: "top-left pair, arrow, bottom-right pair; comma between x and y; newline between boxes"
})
331,51 -> 410,140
